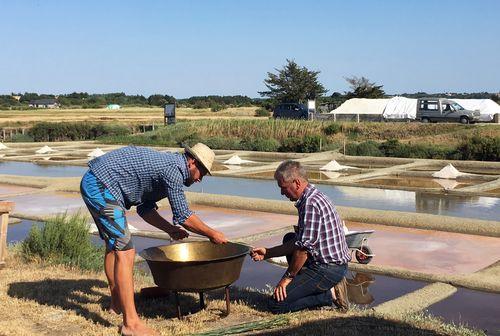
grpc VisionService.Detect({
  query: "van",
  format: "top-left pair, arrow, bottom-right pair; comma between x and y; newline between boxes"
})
416,98 -> 480,124
273,103 -> 309,119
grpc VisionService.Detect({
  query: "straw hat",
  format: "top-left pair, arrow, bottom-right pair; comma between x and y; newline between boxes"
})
184,143 -> 215,175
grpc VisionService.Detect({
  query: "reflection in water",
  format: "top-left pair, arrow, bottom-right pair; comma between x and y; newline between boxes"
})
414,192 -> 498,217
190,176 -> 500,221
347,272 -> 375,305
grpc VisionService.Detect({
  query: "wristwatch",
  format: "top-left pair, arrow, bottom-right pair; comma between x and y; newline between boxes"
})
283,271 -> 295,280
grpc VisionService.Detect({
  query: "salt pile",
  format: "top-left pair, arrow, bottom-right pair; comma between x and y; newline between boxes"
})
0,143 -> 8,149
433,178 -> 459,190
223,155 -> 253,165
321,171 -> 341,179
320,160 -> 353,171
432,164 -> 466,179
35,145 -> 57,154
87,148 -> 106,158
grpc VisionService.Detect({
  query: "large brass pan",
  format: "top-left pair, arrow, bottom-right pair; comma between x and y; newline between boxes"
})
140,241 -> 249,291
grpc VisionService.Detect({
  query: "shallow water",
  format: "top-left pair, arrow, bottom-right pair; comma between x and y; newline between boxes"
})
1,161 -> 498,221
192,176 -> 500,221
0,161 -> 87,177
427,288 -> 500,335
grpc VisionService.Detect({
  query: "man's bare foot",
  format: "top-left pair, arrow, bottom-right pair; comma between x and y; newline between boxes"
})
107,301 -> 122,314
120,322 -> 158,336
108,306 -> 122,315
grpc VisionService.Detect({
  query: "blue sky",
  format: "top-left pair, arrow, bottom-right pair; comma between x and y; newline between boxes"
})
1,0 -> 499,98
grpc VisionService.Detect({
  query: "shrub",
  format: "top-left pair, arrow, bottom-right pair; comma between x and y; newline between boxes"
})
9,133 -> 34,142
28,122 -> 131,141
210,104 -> 224,112
203,136 -> 242,150
355,141 -> 383,156
279,135 -> 322,153
456,135 -> 500,161
323,123 -> 341,135
255,108 -> 271,117
21,213 -> 104,271
240,138 -> 280,152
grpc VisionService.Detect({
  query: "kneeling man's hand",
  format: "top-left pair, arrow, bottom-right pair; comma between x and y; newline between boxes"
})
250,248 -> 266,261
274,277 -> 292,302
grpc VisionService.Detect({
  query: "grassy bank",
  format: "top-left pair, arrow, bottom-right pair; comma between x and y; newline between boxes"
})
99,120 -> 500,160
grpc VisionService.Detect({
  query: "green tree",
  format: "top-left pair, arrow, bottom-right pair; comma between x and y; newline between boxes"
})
259,59 -> 327,103
344,76 -> 385,98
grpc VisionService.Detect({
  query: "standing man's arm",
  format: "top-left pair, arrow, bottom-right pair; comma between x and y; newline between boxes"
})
182,214 -> 227,244
139,209 -> 189,240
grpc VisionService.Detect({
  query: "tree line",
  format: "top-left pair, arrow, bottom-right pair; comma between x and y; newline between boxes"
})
1,59 -> 498,110
0,92 -> 260,110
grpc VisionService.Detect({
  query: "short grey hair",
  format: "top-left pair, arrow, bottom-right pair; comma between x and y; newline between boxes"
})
274,160 -> 308,182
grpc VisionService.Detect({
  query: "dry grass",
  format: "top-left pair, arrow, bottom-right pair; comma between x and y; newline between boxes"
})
0,250 -> 485,336
0,107 -> 260,127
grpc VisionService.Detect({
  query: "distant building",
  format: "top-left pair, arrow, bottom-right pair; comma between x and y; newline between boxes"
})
29,98 -> 60,108
107,104 -> 121,110
11,95 -> 21,101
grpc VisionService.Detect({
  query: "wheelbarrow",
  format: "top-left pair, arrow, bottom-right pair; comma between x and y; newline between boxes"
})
345,230 -> 375,264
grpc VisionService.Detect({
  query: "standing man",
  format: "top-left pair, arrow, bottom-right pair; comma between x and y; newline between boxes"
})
251,160 -> 350,314
80,143 -> 227,336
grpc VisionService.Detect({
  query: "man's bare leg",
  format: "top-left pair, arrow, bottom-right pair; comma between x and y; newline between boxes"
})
114,248 -> 158,336
104,248 -> 121,314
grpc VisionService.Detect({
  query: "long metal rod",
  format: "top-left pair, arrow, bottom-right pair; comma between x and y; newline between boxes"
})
225,286 -> 230,315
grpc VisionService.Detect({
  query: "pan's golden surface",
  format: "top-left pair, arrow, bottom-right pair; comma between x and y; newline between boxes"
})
140,241 -> 250,291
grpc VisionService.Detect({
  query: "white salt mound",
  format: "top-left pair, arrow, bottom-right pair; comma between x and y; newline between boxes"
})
35,145 -> 57,154
320,160 -> 353,171
321,171 -> 341,179
223,155 -> 253,165
0,143 -> 8,149
432,164 -> 465,179
433,178 -> 459,190
88,148 -> 106,158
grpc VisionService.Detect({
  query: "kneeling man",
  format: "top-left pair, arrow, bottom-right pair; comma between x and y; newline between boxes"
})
251,160 -> 350,313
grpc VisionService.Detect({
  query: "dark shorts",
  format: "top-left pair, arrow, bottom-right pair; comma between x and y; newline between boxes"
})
80,170 -> 133,251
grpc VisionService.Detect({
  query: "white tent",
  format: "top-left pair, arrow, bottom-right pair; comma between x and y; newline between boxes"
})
330,98 -> 389,115
223,155 -> 254,165
330,97 -> 499,121
382,97 -> 418,120
35,145 -> 57,154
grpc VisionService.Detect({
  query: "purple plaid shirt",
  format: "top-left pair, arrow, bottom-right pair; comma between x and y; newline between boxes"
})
295,184 -> 351,265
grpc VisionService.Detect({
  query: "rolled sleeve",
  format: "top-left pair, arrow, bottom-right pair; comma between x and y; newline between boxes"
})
166,185 -> 193,225
137,201 -> 158,217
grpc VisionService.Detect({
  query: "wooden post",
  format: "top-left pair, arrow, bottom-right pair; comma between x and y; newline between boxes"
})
0,201 -> 14,269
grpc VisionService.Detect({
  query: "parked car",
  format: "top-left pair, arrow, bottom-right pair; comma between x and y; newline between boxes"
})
416,98 -> 481,124
273,103 -> 309,119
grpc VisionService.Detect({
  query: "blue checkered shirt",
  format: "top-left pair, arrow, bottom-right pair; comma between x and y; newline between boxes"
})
295,184 -> 351,265
88,146 -> 193,225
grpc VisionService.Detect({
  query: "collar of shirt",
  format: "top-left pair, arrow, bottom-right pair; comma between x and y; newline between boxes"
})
180,153 -> 190,184
295,183 -> 314,209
